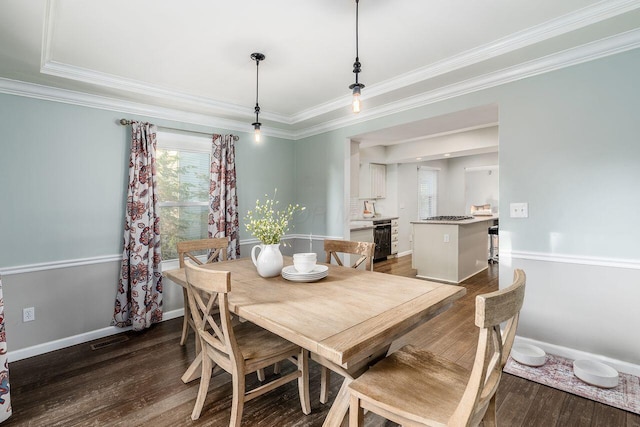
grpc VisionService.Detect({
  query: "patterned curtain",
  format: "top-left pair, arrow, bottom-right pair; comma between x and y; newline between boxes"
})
208,134 -> 240,259
113,122 -> 163,331
0,276 -> 11,422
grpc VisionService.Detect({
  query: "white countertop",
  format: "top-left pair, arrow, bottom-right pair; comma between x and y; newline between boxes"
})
350,216 -> 398,230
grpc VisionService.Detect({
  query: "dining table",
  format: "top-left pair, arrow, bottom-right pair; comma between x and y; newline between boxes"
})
164,256 -> 466,427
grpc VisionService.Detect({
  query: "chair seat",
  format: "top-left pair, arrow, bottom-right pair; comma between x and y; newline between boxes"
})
234,320 -> 299,362
349,345 -> 469,426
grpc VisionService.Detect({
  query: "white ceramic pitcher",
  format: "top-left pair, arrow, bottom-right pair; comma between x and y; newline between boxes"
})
251,243 -> 283,278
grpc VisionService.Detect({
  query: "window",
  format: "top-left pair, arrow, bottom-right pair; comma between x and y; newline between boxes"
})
418,167 -> 438,219
156,132 -> 211,260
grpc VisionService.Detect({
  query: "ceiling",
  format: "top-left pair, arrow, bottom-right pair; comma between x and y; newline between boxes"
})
1,0 -> 640,146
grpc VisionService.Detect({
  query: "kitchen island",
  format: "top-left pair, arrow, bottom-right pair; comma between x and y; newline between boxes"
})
411,215 -> 497,283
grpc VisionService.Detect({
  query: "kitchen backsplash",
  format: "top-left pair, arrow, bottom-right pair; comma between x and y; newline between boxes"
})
351,197 -> 387,219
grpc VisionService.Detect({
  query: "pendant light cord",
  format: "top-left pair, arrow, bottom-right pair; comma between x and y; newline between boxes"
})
353,0 -> 361,85
355,0 -> 359,61
255,57 -> 260,121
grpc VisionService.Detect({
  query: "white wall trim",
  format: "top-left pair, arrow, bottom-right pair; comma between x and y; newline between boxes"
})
503,250 -> 640,270
37,0 -> 640,129
1,20 -> 637,141
514,335 -> 640,377
397,250 -> 413,258
291,0 -> 640,124
0,234 -> 339,276
0,254 -> 122,276
0,77 -> 293,140
7,308 -> 184,362
293,28 -> 640,139
4,245 -> 637,276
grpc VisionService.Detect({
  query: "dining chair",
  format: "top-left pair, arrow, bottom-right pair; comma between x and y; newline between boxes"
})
184,262 -> 311,425
348,269 -> 526,427
317,238 -> 376,404
324,239 -> 375,271
177,238 -> 228,349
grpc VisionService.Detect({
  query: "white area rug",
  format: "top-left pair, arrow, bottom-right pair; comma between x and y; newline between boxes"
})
504,353 -> 640,415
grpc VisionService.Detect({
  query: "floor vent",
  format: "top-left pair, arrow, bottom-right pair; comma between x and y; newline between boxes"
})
90,335 -> 129,350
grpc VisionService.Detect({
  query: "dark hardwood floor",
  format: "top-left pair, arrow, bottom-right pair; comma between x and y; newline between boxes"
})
5,257 -> 639,426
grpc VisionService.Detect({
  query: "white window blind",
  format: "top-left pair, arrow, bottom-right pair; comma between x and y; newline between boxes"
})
418,167 -> 438,219
156,132 -> 211,260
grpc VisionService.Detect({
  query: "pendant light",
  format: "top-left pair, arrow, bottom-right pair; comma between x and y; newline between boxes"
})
251,52 -> 265,142
349,0 -> 364,114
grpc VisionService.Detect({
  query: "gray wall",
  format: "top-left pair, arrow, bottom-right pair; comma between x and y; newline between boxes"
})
0,93 -> 296,351
2,48 -> 640,372
293,48 -> 640,370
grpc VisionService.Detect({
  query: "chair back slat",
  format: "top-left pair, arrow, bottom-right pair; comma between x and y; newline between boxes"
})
450,269 -> 526,426
324,239 -> 375,271
184,262 -> 242,367
178,238 -> 229,268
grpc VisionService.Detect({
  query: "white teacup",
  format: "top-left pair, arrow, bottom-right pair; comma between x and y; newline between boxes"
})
293,253 -> 317,273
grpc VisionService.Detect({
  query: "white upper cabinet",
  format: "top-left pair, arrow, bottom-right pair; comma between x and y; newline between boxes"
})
370,163 -> 386,199
360,162 -> 386,199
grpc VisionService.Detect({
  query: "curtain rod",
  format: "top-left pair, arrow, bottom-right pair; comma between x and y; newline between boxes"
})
119,119 -> 239,141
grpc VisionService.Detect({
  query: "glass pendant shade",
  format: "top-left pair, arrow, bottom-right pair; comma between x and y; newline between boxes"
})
352,85 -> 361,113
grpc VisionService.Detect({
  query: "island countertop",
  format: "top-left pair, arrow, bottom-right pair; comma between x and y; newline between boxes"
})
411,215 -> 497,226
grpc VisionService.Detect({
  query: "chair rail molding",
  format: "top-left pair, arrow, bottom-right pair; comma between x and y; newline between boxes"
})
502,250 -> 640,270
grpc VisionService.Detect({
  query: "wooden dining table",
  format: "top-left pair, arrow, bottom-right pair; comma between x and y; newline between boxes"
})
164,257 -> 466,427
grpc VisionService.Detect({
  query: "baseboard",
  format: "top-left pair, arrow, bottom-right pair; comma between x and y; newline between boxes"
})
397,250 -> 412,257
7,308 -> 184,362
514,335 -> 640,377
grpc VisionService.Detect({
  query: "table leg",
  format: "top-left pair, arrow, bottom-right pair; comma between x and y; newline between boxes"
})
322,377 -> 353,427
320,346 -> 390,427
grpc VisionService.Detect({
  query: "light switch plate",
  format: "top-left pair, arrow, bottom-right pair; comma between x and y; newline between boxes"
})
510,202 -> 529,218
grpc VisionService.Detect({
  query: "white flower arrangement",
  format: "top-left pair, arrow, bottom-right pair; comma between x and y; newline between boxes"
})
244,190 -> 305,245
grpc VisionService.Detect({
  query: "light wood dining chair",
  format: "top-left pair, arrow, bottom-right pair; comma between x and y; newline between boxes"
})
348,269 -> 526,427
184,262 -> 311,425
324,239 -> 375,271
177,238 -> 228,348
317,238 -> 376,404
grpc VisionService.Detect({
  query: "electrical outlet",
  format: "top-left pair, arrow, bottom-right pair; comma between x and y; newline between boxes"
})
510,202 -> 529,218
23,307 -> 35,322
443,234 -> 450,243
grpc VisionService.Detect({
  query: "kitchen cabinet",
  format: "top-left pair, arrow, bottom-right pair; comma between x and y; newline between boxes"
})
359,163 -> 386,199
391,219 -> 399,255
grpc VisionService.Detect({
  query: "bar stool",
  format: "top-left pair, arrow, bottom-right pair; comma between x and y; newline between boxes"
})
488,225 -> 499,264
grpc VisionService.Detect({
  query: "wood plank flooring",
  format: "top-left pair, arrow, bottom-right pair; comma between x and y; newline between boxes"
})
5,256 -> 639,426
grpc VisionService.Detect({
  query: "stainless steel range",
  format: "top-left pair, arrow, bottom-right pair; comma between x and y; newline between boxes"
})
424,215 -> 474,221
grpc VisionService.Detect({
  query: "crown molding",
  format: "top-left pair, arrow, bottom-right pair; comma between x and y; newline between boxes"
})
3,28 -> 639,141
38,0 -> 640,129
39,2 -> 291,126
291,28 -> 640,139
288,0 -> 640,123
0,77 -> 295,139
